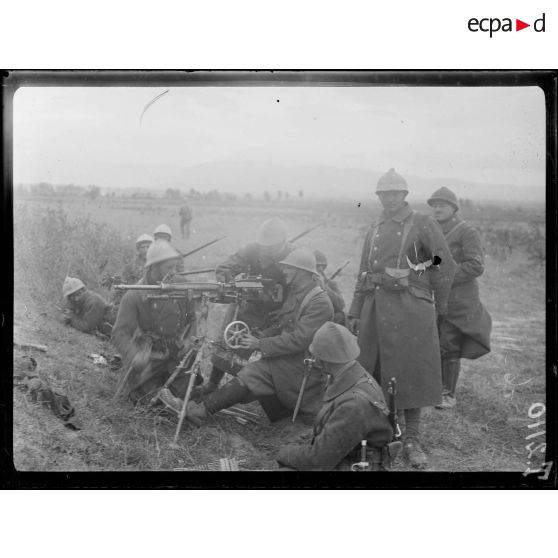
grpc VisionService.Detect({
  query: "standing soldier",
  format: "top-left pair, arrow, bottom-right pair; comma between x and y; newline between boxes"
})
176,249 -> 334,424
276,321 -> 395,471
62,277 -> 116,337
314,249 -> 346,325
111,242 -> 195,403
179,202 -> 193,240
346,168 -> 456,469
427,187 -> 492,409
196,217 -> 297,395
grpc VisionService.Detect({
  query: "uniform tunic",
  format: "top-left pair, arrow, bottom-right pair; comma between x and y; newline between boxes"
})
438,215 -> 491,359
348,203 -> 456,409
322,277 -> 345,324
238,277 -> 333,416
215,241 -> 296,329
111,274 -> 195,401
67,291 -> 115,336
276,361 -> 393,470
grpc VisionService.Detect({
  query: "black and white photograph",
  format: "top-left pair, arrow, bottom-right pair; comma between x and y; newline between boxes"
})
5,71 -> 553,482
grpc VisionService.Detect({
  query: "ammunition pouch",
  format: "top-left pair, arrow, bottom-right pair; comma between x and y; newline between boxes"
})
382,268 -> 410,291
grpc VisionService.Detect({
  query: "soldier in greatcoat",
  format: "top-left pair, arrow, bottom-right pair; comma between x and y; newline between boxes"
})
121,233 -> 153,285
153,224 -> 184,273
314,249 -> 346,325
179,203 -> 193,240
111,242 -> 195,403
427,187 -> 492,409
63,277 -> 116,337
196,218 -> 298,396
276,321 -> 395,471
173,249 -> 333,423
347,168 -> 456,469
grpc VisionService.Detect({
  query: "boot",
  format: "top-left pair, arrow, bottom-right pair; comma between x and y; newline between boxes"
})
203,378 -> 254,415
404,438 -> 427,469
191,367 -> 225,401
435,359 -> 460,410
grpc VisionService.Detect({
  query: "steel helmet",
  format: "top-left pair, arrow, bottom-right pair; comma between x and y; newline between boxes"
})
257,218 -> 288,247
63,277 -> 85,298
278,248 -> 317,274
427,187 -> 459,211
376,168 -> 409,193
136,233 -> 154,247
153,224 -> 173,239
145,241 -> 181,268
309,321 -> 360,363
313,249 -> 328,268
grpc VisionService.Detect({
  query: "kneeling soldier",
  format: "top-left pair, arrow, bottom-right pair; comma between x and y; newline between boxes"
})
111,241 -> 195,403
63,277 -> 116,337
276,321 -> 394,471
179,248 -> 334,423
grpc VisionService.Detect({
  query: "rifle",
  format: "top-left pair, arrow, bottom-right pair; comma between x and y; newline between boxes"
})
178,236 -> 226,260
288,223 -> 322,244
177,267 -> 215,276
292,356 -> 315,422
329,260 -> 350,281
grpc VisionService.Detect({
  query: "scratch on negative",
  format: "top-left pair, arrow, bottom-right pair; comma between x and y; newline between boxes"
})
140,89 -> 170,125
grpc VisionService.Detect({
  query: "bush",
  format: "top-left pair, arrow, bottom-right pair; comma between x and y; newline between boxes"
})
14,204 -> 135,310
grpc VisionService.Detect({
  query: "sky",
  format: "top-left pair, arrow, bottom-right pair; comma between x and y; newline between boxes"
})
13,85 -> 545,198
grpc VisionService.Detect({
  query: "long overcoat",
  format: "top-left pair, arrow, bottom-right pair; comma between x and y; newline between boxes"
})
238,276 -> 333,415
276,361 -> 393,470
438,215 -> 491,359
348,203 -> 456,409
111,274 -> 195,400
68,291 -> 115,336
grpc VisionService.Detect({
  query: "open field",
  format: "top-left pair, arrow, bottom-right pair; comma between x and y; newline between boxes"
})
12,196 -> 546,472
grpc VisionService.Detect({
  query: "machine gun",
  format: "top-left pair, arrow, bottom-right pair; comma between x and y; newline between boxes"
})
114,275 -> 282,350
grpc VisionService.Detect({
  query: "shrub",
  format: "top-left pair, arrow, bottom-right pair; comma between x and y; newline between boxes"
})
14,203 -> 135,310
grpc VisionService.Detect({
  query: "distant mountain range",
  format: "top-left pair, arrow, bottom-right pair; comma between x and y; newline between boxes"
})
156,160 -> 545,203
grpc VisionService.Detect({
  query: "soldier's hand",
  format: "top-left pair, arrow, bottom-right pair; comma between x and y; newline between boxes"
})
131,350 -> 150,370
347,316 -> 360,336
239,333 -> 260,350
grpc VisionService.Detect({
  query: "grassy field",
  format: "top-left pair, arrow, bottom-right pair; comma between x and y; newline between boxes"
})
12,196 -> 546,473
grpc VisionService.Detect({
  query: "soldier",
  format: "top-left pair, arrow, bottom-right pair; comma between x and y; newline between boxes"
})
346,168 -> 456,469
195,217 -> 297,395
276,321 -> 395,471
153,224 -> 173,243
153,224 -> 184,273
174,248 -> 334,424
179,202 -> 193,240
121,233 -> 153,285
62,277 -> 116,337
314,249 -> 346,325
111,241 -> 195,403
427,187 -> 492,409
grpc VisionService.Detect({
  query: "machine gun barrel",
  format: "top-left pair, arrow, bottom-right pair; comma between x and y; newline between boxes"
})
113,281 -> 223,292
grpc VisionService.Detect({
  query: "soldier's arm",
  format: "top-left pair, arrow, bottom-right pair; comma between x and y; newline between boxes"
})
453,227 -> 485,284
69,294 -> 110,333
111,292 -> 142,363
347,230 -> 371,318
259,295 -> 333,358
214,244 -> 254,282
277,399 -> 371,471
418,216 -> 456,315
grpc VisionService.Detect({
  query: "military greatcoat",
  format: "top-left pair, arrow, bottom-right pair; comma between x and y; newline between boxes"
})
67,291 -> 115,336
348,203 -> 456,409
238,277 -> 333,416
437,214 -> 491,359
276,361 -> 393,470
111,274 -> 195,401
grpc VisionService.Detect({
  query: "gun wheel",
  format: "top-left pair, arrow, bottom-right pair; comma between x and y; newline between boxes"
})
224,321 -> 250,349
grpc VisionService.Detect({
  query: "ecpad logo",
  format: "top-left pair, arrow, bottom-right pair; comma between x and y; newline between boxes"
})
468,13 -> 546,37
